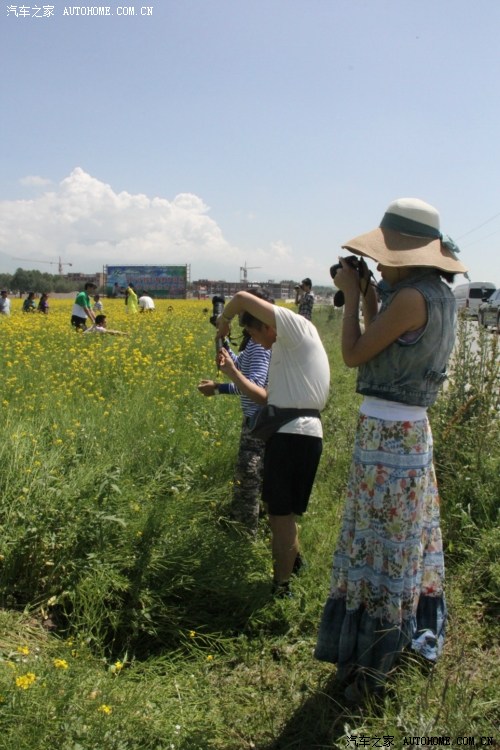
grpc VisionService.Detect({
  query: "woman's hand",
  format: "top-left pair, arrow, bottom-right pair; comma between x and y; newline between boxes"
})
334,257 -> 363,296
358,257 -> 372,295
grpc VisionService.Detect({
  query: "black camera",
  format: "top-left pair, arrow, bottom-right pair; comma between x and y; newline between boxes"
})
329,256 -> 362,307
209,294 -> 225,326
329,255 -> 360,280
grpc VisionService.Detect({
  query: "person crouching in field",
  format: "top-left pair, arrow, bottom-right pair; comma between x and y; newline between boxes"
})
83,314 -> 128,336
22,292 -> 36,312
38,293 -> 49,314
216,291 -> 330,598
198,288 -> 272,536
314,198 -> 468,704
138,291 -> 155,312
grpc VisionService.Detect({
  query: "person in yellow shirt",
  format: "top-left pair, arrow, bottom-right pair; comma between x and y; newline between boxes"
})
125,283 -> 138,314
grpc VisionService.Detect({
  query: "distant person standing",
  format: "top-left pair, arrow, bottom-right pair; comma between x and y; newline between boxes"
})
71,282 -> 97,330
93,294 -> 103,312
125,283 -> 138,314
138,291 -> 155,312
295,277 -> 315,320
0,290 -> 11,316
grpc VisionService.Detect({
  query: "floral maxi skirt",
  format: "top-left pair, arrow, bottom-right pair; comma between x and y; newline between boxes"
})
314,413 -> 447,691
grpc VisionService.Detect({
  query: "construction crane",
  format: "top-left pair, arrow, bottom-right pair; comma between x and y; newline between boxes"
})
240,262 -> 262,283
12,256 -> 73,275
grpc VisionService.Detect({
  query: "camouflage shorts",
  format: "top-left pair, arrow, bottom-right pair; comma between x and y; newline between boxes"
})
231,419 -> 265,534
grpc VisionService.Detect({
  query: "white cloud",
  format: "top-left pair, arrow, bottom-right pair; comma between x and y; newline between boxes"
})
1,168 -> 319,283
1,168 -> 241,277
19,175 -> 53,188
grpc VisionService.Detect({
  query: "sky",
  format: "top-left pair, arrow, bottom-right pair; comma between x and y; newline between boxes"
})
1,0 -> 500,288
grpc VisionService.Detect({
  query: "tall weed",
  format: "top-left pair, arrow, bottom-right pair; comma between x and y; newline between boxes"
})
431,318 -> 499,622
432,318 -> 499,540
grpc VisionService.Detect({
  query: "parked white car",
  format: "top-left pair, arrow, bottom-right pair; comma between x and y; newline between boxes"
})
453,282 -> 496,318
478,287 -> 500,329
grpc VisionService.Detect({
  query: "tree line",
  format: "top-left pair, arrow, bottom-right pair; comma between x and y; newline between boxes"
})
0,268 -> 81,294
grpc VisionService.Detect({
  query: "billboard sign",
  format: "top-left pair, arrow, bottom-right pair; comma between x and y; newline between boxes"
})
106,265 -> 188,299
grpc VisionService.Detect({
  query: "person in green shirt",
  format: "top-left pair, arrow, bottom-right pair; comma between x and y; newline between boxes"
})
71,282 -> 97,330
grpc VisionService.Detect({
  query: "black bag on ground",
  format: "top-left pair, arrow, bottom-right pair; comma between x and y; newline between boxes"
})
248,404 -> 321,442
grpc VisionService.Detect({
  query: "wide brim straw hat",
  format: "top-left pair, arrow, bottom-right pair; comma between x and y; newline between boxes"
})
342,198 -> 468,274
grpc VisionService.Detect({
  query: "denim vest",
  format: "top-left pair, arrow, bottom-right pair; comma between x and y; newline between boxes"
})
356,270 -> 456,407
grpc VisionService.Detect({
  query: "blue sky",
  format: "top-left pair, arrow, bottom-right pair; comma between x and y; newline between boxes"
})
1,0 -> 500,287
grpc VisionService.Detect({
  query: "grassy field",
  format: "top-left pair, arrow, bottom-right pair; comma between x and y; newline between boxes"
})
0,299 -> 498,749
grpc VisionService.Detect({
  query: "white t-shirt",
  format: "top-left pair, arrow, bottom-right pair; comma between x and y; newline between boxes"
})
138,295 -> 155,310
83,325 -> 107,334
267,306 -> 330,437
360,396 -> 427,422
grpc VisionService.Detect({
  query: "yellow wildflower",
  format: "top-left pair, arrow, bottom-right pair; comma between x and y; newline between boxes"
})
15,672 -> 36,689
53,658 -> 69,670
98,704 -> 112,714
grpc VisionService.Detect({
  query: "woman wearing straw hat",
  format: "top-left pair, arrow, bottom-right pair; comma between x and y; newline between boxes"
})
315,198 -> 468,703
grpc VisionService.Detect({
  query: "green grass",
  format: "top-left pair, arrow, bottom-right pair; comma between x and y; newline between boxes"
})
0,306 -> 498,749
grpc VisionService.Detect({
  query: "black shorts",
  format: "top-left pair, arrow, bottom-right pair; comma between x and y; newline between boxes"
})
71,315 -> 87,330
262,433 -> 323,516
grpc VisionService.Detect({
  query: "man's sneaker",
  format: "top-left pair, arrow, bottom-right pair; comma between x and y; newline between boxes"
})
344,675 -> 382,706
271,580 -> 293,599
344,681 -> 368,705
292,552 -> 308,576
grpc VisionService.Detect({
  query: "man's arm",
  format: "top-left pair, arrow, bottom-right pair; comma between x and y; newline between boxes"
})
104,328 -> 128,336
216,291 -> 276,337
83,305 -> 96,323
